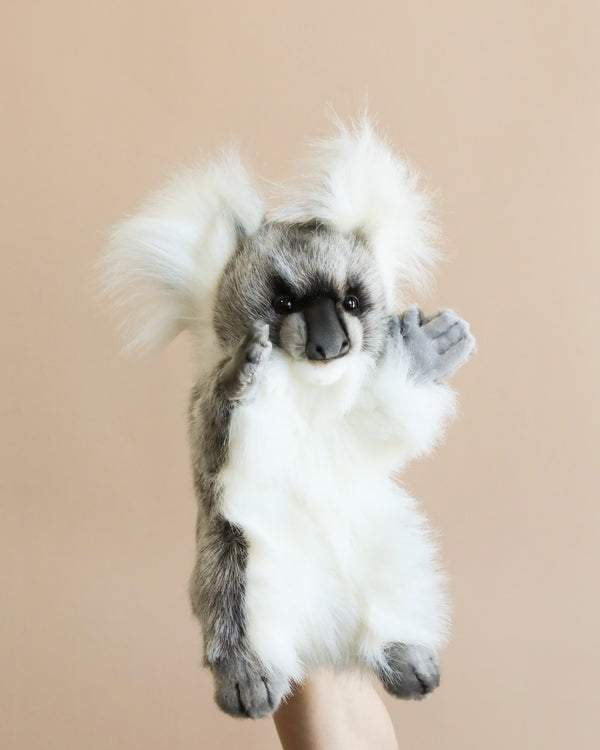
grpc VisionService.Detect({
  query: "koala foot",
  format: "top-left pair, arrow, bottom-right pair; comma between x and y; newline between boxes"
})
212,655 -> 288,719
375,643 -> 440,700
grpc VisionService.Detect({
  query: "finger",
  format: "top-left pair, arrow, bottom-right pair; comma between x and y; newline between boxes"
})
401,306 -> 422,335
249,319 -> 269,335
257,323 -> 270,346
436,333 -> 475,376
245,341 -> 268,364
246,322 -> 270,347
388,314 -> 401,339
423,311 -> 460,338
434,321 -> 468,353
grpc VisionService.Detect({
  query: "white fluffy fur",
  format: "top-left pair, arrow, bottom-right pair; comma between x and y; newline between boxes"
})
99,150 -> 264,352
101,120 -> 456,683
220,350 -> 454,680
101,118 -> 436,353
273,115 -> 438,304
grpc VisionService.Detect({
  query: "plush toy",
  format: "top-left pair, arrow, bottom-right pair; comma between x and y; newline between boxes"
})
102,118 -> 475,719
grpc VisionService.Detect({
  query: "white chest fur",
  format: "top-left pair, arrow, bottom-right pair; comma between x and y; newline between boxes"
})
219,352 -> 448,679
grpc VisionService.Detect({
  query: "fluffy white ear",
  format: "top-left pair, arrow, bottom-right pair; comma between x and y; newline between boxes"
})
99,150 -> 264,352
274,116 -> 438,302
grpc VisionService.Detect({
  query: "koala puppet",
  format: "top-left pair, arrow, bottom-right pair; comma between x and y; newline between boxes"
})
102,119 -> 475,718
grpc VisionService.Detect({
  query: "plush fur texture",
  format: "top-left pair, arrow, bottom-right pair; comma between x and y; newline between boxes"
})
99,149 -> 264,354
101,118 -> 475,719
273,115 -> 438,304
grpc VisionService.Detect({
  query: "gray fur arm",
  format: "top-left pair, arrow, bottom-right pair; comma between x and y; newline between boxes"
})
188,515 -> 287,718
188,323 -> 271,477
395,306 -> 476,383
187,325 -> 286,718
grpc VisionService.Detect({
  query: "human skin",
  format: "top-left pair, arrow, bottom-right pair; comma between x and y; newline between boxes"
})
273,671 -> 399,750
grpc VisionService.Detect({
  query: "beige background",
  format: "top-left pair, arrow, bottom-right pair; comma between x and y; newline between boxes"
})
3,1 -> 599,748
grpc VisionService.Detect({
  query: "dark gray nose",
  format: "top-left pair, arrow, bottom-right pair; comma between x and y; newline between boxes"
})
304,297 -> 350,361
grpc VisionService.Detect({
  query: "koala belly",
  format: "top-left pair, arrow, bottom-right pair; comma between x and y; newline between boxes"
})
218,368 -> 447,680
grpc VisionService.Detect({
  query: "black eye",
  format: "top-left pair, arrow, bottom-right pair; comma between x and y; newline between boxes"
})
343,295 -> 360,313
273,295 -> 296,314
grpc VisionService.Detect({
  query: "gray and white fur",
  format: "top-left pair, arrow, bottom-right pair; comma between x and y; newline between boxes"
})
100,118 -> 475,719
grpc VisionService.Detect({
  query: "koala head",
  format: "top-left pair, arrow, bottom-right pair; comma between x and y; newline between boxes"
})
213,221 -> 389,380
101,117 -> 436,377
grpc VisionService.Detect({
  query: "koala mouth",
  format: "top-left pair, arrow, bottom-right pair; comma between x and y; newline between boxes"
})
303,297 -> 350,362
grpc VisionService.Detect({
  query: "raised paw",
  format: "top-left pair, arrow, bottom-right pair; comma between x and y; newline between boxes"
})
220,323 -> 272,401
376,643 -> 440,700
400,306 -> 475,383
243,322 -> 272,365
212,655 -> 288,719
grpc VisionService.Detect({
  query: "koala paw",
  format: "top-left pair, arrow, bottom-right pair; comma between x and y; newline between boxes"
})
212,655 -> 288,719
243,322 -> 272,366
401,306 -> 475,383
376,643 -> 440,700
221,323 -> 272,401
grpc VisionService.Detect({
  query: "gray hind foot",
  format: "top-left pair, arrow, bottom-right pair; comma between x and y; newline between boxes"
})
400,306 -> 476,383
212,655 -> 287,719
376,643 -> 440,700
